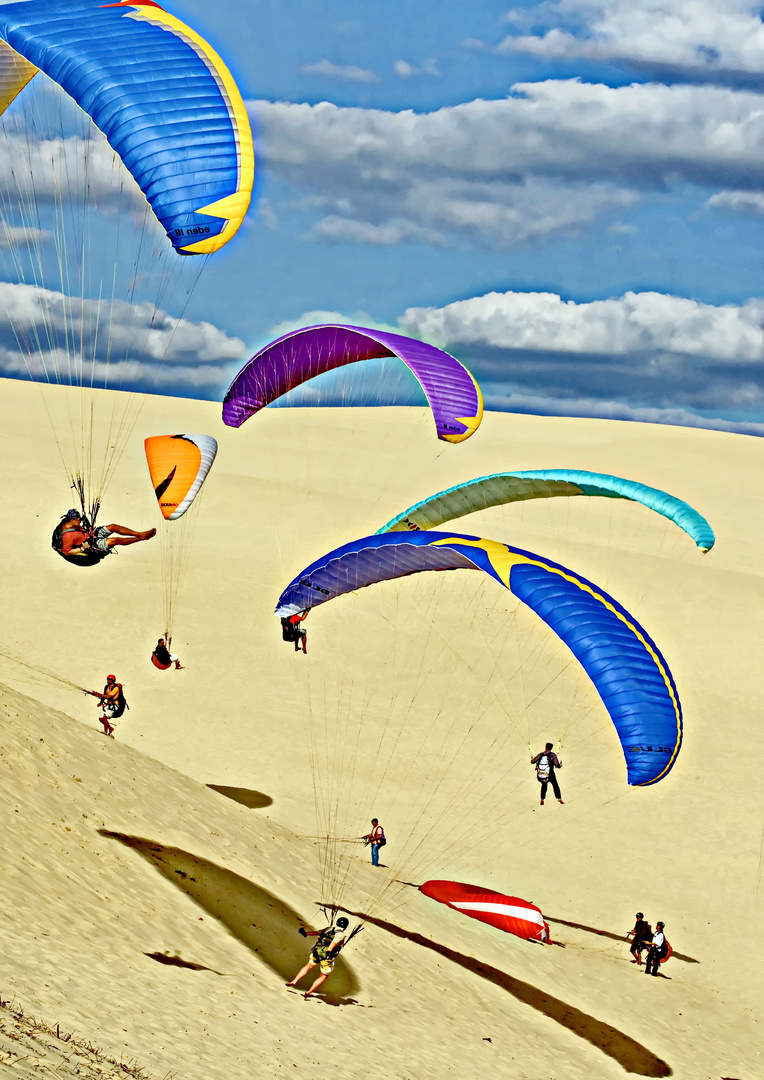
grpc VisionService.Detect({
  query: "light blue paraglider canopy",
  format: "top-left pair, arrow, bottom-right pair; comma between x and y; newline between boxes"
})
377,469 -> 715,552
275,530 -> 683,788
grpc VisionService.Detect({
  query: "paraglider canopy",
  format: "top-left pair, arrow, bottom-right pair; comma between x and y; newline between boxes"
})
145,435 -> 218,520
377,469 -> 716,553
420,880 -> 550,942
275,530 -> 683,787
222,324 -> 484,443
0,0 -> 254,254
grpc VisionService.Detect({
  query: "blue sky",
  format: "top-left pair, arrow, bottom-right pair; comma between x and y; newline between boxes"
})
3,0 -> 764,434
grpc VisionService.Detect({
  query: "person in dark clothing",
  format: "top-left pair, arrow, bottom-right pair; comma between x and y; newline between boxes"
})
531,742 -> 564,805
281,611 -> 308,654
626,912 -> 652,966
152,638 -> 183,669
644,922 -> 668,976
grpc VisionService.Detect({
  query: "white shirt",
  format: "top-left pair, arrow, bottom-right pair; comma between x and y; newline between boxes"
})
651,931 -> 665,948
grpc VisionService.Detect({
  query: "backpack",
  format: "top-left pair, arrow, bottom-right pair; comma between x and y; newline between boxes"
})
536,754 -> 552,782
377,836 -> 387,848
311,926 -> 337,962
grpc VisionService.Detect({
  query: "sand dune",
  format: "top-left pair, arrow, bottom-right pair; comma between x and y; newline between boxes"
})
0,376 -> 762,1079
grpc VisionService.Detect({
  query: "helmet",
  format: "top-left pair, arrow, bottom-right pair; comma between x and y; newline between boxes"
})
636,912 -> 644,919
106,674 -> 116,682
335,917 -> 349,930
656,921 -> 665,929
64,508 -> 80,521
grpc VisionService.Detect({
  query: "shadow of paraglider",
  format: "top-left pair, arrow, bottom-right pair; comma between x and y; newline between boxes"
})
339,906 -> 672,1078
100,830 -> 360,1006
144,951 -> 230,974
206,785 -> 273,810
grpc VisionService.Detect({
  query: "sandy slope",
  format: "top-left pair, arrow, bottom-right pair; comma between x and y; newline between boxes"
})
0,376 -> 762,1079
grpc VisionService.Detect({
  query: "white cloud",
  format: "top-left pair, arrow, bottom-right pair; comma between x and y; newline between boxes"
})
394,60 -> 416,78
402,289 -> 764,360
394,59 -> 441,78
706,189 -> 764,215
500,0 -> 764,82
399,289 -> 764,425
0,281 -> 247,392
301,59 -> 379,83
250,80 -> 764,248
257,197 -> 280,230
481,386 -> 764,435
0,134 -> 140,204
0,225 -> 52,248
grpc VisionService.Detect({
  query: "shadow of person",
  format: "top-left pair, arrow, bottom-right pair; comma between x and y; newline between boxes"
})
206,786 -> 273,810
100,830 -> 359,1005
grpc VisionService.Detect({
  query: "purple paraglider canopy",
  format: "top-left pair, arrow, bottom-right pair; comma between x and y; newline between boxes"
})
222,324 -> 483,443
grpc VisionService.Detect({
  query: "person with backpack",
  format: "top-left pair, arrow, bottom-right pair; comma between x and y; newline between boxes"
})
286,917 -> 350,998
88,674 -> 128,737
531,743 -> 564,805
361,819 -> 386,865
626,912 -> 652,965
644,921 -> 669,976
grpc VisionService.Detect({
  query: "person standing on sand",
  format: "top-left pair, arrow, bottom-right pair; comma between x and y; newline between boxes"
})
644,921 -> 668,976
531,742 -> 564,805
286,917 -> 349,998
89,675 -> 128,737
626,912 -> 652,966
361,819 -> 385,865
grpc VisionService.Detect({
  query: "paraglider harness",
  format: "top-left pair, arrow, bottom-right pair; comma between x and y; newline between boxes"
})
100,684 -> 129,719
535,753 -> 553,782
52,510 -> 108,567
310,926 -> 339,964
302,919 -> 364,964
281,610 -> 309,652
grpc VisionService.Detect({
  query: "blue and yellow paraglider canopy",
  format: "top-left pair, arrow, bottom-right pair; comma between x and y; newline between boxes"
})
0,0 -> 254,254
275,531 -> 683,788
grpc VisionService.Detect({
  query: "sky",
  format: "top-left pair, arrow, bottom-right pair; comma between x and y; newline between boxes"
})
3,0 -> 764,435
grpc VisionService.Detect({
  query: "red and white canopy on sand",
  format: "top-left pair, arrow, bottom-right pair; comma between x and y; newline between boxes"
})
420,880 -> 550,942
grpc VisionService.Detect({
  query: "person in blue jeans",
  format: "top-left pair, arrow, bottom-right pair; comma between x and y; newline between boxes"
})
362,819 -> 385,865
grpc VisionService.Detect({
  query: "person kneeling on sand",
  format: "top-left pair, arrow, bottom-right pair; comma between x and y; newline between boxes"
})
286,917 -> 349,998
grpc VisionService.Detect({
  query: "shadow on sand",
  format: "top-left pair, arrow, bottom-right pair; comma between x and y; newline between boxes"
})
144,951 -> 230,974
546,915 -> 699,963
206,786 -> 273,810
341,907 -> 672,1078
101,831 -> 359,1005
